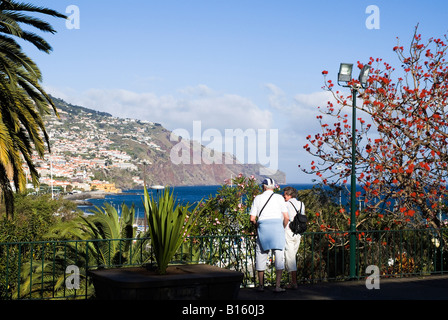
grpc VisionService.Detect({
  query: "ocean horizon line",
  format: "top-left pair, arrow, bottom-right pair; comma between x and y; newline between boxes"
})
122,182 -> 317,189
76,183 -> 321,214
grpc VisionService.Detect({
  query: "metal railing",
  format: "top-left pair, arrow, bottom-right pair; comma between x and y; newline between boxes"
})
1,228 -> 447,300
298,229 -> 447,282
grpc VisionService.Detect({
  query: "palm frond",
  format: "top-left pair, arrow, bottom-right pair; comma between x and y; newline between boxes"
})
0,1 -> 64,217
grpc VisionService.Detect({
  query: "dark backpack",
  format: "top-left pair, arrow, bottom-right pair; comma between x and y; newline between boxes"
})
289,201 -> 307,235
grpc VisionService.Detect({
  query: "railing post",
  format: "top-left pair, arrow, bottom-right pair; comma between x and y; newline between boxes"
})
17,243 -> 22,299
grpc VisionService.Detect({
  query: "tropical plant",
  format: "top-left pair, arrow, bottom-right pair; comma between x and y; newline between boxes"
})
11,202 -> 149,299
47,202 -> 147,266
0,192 -> 77,244
143,186 -> 205,274
192,174 -> 261,237
0,1 -> 66,217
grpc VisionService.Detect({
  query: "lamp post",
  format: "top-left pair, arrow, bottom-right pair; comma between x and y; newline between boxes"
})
337,63 -> 370,279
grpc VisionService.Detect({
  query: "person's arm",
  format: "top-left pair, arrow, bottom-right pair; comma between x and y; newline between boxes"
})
282,211 -> 289,228
280,198 -> 289,228
250,214 -> 257,227
249,198 -> 258,227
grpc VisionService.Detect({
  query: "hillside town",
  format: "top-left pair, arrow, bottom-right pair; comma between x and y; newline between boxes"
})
29,99 -> 164,194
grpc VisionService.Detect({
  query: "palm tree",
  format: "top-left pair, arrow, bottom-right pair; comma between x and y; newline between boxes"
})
0,1 -> 66,217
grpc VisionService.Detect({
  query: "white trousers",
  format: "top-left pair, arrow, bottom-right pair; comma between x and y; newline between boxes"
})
255,237 -> 284,271
284,226 -> 301,272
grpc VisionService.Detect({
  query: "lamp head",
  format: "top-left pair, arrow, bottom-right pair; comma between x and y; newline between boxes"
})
338,63 -> 353,84
358,65 -> 371,87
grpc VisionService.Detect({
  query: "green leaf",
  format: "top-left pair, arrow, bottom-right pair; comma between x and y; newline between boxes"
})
143,186 -> 204,274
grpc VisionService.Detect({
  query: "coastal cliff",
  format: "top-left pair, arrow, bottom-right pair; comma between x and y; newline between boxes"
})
41,96 -> 285,190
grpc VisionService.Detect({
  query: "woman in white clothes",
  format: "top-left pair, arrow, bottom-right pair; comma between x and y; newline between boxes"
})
283,186 -> 304,289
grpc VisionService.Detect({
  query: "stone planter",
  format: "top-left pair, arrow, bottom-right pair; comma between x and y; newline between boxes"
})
88,264 -> 244,300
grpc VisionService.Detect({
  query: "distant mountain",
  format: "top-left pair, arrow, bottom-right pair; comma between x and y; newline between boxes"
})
43,96 -> 285,189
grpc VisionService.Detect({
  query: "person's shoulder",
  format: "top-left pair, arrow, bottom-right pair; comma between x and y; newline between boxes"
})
272,193 -> 284,200
254,192 -> 265,200
290,198 -> 303,207
253,192 -> 265,203
272,193 -> 287,207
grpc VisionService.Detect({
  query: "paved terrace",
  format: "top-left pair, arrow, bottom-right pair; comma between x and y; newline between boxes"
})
237,274 -> 448,300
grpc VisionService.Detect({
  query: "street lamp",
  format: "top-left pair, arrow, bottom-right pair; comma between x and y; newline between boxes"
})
337,63 -> 371,87
337,62 -> 370,279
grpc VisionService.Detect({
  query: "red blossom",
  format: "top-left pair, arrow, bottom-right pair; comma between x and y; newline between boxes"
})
302,26 -> 448,230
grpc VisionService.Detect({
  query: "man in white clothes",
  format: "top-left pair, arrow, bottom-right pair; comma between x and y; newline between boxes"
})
250,178 -> 289,292
283,186 -> 304,289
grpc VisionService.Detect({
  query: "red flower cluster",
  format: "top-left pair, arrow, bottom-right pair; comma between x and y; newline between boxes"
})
303,26 -> 448,230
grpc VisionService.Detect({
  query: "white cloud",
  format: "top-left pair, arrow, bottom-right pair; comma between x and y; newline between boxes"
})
265,83 -> 335,136
46,85 -> 272,133
264,83 -> 340,183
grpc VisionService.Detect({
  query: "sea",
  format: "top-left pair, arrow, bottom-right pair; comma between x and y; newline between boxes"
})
77,184 -> 316,219
76,184 -> 447,225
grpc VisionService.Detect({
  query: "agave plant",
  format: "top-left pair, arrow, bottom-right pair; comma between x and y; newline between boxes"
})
143,186 -> 204,274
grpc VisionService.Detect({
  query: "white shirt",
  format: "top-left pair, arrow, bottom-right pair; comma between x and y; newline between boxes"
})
286,198 -> 305,222
250,190 -> 288,221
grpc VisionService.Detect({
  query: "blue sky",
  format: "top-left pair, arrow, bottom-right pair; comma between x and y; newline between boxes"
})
23,1 -> 448,183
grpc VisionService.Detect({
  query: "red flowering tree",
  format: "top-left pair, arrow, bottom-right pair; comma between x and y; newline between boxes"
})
302,27 -> 448,230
